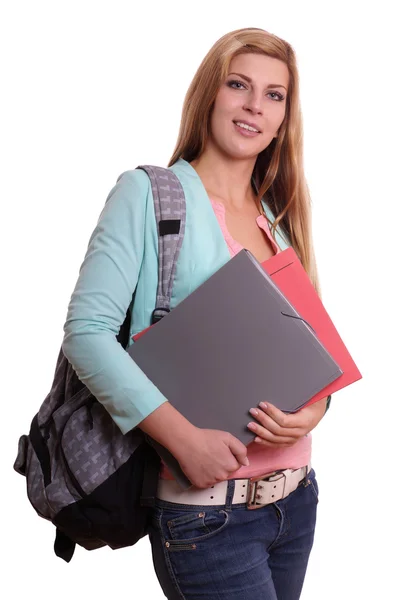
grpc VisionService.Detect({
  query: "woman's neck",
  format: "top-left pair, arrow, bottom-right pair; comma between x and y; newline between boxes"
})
190,149 -> 257,210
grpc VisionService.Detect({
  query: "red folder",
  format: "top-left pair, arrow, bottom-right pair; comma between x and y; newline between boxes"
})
261,247 -> 362,406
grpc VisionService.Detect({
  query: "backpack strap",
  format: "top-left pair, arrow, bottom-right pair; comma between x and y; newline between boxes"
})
137,165 -> 186,324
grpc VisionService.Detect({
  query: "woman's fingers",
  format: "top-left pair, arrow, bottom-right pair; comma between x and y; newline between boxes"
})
248,407 -> 304,439
252,437 -> 295,447
257,402 -> 303,428
247,420 -> 298,445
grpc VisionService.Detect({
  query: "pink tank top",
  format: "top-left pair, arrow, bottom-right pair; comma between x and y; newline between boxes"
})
159,198 -> 311,480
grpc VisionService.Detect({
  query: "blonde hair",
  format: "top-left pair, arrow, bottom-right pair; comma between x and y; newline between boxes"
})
168,27 -> 322,296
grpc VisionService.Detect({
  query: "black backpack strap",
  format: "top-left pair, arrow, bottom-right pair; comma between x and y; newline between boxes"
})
54,528 -> 76,563
137,165 -> 186,324
139,439 -> 162,508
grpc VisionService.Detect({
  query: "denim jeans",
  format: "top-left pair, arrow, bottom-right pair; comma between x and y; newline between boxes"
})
148,468 -> 319,600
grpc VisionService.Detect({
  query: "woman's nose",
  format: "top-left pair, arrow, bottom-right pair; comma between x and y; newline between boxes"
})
243,92 -> 263,115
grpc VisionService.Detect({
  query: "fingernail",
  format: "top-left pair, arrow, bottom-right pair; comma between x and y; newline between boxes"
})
247,422 -> 256,429
243,457 -> 250,466
249,408 -> 258,416
254,437 -> 262,443
260,402 -> 268,409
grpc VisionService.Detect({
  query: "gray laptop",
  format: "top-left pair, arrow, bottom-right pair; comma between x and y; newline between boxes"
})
128,249 -> 342,448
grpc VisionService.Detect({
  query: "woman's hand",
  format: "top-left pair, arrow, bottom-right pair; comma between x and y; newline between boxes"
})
247,397 -> 328,448
139,402 -> 250,489
173,428 -> 251,489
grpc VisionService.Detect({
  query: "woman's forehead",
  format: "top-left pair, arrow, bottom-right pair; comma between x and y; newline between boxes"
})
227,53 -> 289,88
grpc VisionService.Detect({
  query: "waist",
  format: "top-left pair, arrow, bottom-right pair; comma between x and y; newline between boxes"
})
156,463 -> 311,509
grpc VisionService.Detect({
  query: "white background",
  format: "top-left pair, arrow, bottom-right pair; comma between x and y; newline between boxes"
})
2,1 -> 397,598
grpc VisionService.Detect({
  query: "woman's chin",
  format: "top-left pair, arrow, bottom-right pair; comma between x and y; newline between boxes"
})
221,146 -> 263,161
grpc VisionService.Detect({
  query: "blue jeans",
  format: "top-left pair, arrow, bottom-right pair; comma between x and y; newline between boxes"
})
148,468 -> 319,600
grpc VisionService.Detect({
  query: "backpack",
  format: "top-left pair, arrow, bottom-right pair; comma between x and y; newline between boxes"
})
13,165 -> 186,562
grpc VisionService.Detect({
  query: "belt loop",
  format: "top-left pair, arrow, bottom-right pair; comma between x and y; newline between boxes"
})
303,465 -> 311,487
225,479 -> 235,511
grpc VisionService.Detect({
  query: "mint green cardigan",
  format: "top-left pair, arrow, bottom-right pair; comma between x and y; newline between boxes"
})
62,158 -> 313,435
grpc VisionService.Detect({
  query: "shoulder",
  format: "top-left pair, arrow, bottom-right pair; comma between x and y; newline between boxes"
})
111,168 -> 151,201
93,168 -> 153,233
116,167 -> 151,188
101,168 -> 152,215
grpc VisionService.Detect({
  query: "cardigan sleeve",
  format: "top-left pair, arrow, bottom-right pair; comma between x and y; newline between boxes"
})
325,394 -> 332,414
62,169 -> 168,435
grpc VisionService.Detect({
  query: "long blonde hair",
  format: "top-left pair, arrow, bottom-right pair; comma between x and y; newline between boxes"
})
168,27 -> 322,296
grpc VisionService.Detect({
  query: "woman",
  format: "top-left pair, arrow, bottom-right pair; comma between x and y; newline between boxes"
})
62,27 -> 331,600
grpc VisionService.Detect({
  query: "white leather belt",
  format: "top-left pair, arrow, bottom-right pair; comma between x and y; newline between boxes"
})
156,464 -> 311,510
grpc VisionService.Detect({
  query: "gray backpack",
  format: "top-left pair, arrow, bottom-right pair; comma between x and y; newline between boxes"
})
13,165 -> 186,562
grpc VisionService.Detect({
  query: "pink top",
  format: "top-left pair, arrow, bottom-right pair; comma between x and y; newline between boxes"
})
159,198 -> 311,481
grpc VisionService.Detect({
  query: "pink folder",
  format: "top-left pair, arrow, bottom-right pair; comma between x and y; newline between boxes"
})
262,247 -> 362,406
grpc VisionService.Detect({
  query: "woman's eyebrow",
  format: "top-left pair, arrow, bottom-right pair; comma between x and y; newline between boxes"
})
228,72 -> 287,91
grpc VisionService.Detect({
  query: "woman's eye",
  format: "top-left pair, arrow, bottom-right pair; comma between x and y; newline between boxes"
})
228,80 -> 246,90
268,92 -> 285,102
228,81 -> 284,101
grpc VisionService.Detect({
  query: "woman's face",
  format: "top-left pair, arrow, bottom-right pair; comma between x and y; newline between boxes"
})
209,53 -> 289,160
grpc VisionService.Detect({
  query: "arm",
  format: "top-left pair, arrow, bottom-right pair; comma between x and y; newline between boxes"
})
139,401 -> 250,488
62,169 -> 168,434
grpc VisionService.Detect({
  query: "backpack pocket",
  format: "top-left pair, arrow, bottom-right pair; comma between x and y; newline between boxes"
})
60,399 -> 140,497
14,434 -> 28,476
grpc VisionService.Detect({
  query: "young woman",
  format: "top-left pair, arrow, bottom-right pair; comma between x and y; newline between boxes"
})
62,27 -> 331,600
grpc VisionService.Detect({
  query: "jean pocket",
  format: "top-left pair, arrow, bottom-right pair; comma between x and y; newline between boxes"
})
163,508 -> 230,549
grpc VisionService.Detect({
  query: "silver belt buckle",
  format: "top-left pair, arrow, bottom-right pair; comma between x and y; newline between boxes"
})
247,470 -> 286,510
